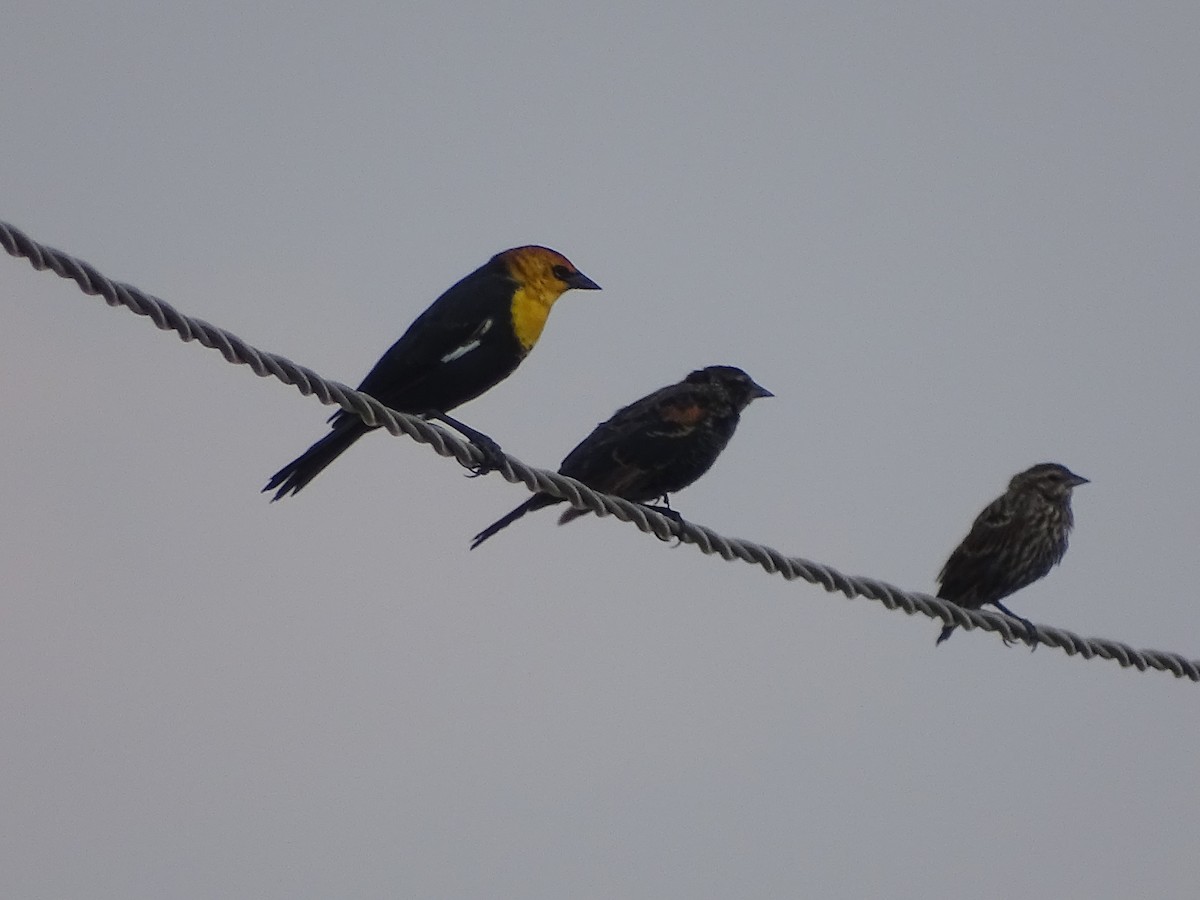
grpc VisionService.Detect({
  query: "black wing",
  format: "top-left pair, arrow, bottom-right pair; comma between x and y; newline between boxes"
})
558,382 -> 731,500
326,267 -> 518,428
356,269 -> 516,402
937,495 -> 1019,605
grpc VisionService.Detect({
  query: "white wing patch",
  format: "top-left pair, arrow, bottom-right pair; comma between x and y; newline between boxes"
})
441,318 -> 493,364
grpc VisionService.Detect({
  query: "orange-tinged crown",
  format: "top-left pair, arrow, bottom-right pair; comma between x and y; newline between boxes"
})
494,246 -> 600,298
492,246 -> 600,351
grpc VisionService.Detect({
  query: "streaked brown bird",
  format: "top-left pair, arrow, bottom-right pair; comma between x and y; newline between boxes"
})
264,246 -> 600,500
470,365 -> 773,549
935,462 -> 1088,646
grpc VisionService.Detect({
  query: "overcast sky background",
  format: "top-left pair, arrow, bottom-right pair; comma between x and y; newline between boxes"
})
3,3 -> 1199,898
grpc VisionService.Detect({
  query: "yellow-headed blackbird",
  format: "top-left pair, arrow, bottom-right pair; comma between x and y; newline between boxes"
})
470,365 -> 772,549
265,246 -> 600,500
936,462 -> 1088,646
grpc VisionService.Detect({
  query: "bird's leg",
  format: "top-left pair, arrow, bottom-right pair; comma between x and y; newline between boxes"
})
639,496 -> 682,523
428,412 -> 506,476
636,499 -> 683,544
993,601 -> 1039,652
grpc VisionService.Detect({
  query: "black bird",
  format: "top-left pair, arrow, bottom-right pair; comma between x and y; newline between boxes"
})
936,462 -> 1088,646
470,365 -> 773,549
264,246 -> 599,500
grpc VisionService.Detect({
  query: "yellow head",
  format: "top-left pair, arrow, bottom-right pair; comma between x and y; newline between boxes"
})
494,246 -> 600,351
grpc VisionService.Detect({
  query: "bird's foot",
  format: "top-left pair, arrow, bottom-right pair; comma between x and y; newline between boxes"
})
428,412 -> 507,476
1020,618 -> 1040,652
639,502 -> 683,544
994,602 -> 1039,652
640,503 -> 682,523
462,433 -> 507,477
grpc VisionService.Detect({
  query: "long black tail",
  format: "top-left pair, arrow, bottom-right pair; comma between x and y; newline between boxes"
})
470,494 -> 562,549
263,421 -> 369,501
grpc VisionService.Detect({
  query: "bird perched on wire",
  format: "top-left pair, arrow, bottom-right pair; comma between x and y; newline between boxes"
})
264,246 -> 600,500
935,462 -> 1089,647
470,365 -> 773,549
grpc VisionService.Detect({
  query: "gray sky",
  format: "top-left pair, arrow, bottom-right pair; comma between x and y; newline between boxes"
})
3,2 -> 1199,898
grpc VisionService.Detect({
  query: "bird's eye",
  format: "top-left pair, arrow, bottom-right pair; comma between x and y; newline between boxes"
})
551,264 -> 572,281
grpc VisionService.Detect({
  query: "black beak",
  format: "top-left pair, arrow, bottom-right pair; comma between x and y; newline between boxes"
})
750,381 -> 774,400
566,271 -> 601,291
1069,473 -> 1090,487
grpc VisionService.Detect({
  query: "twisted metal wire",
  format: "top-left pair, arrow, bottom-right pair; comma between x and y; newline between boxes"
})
4,218 -> 1197,681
